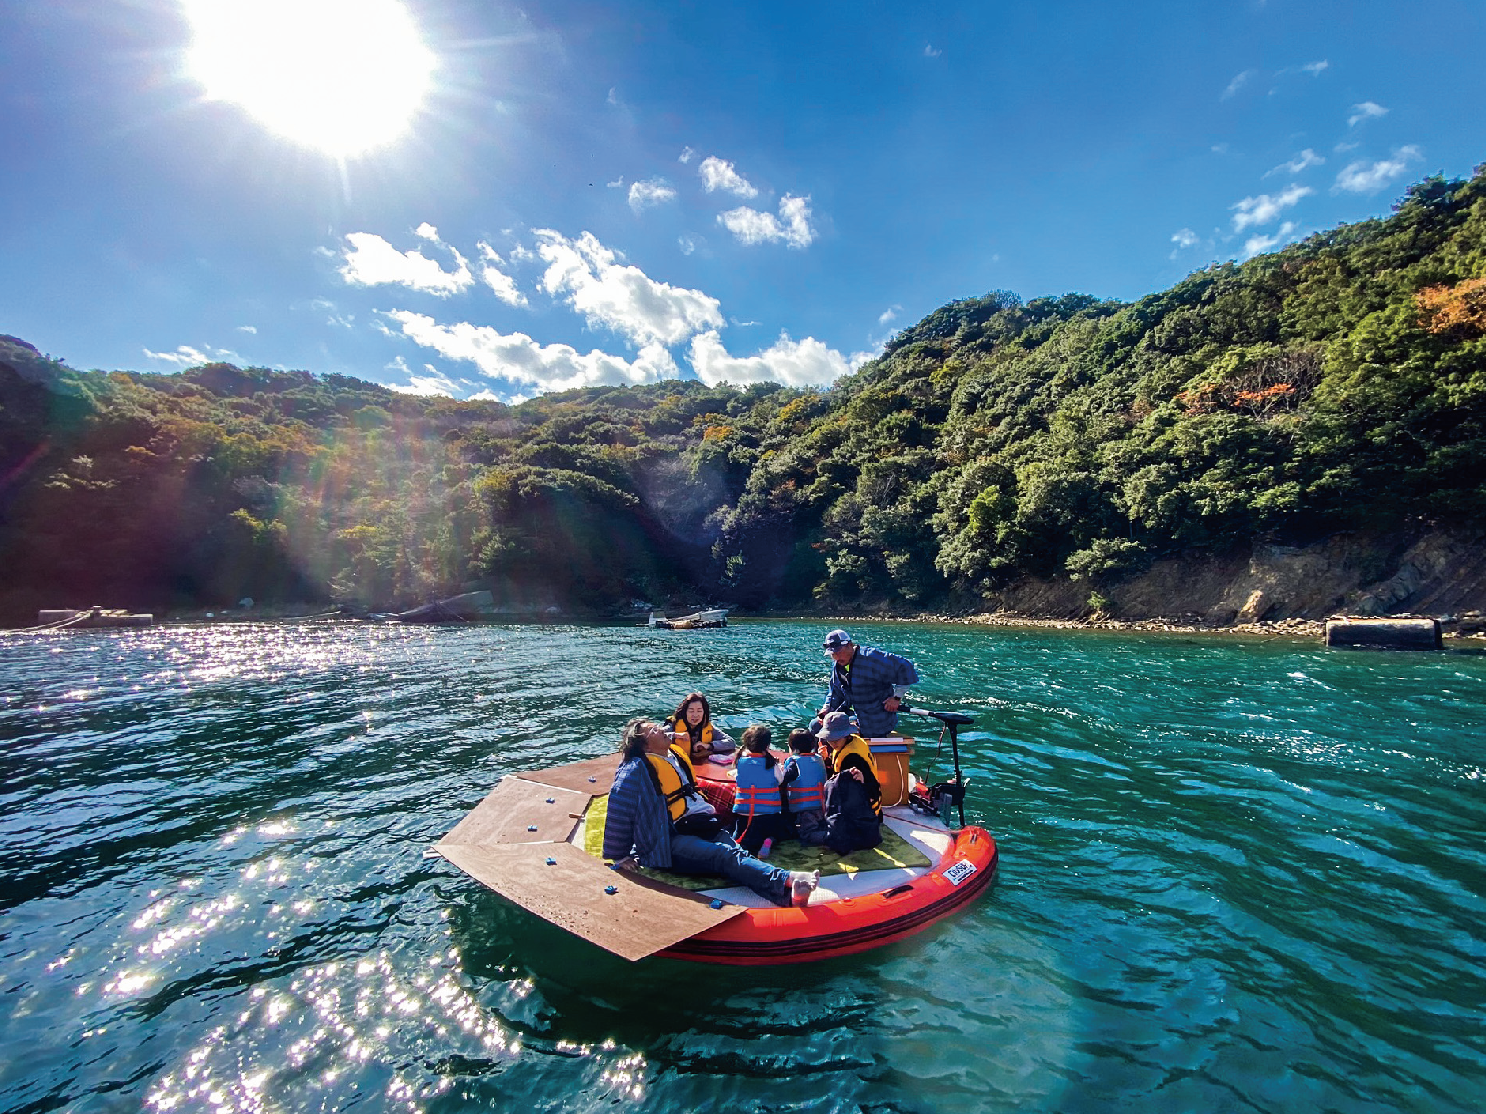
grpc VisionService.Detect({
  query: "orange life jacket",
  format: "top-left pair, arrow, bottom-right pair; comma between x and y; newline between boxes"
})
673,716 -> 714,746
643,743 -> 700,821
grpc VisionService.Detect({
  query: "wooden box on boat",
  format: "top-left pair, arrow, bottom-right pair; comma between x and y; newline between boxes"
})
867,737 -> 914,806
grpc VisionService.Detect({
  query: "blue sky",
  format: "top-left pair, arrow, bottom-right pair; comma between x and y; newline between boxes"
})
2,0 -> 1482,402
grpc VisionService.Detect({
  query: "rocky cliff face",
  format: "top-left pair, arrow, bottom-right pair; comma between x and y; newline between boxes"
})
985,530 -> 1486,626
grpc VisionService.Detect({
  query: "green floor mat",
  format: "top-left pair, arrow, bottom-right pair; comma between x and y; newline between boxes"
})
580,795 -> 931,891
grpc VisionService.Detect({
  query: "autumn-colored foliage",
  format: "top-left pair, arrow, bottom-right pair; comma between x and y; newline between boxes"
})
1416,276 -> 1486,337
4,169 -> 1486,619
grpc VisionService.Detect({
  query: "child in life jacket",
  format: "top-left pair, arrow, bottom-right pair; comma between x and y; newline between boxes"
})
731,724 -> 786,855
780,728 -> 830,846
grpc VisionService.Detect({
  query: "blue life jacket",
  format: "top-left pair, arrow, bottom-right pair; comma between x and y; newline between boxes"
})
733,753 -> 783,817
785,754 -> 827,812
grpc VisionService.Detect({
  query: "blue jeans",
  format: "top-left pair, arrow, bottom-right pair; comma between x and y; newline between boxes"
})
669,832 -> 792,906
792,808 -> 829,847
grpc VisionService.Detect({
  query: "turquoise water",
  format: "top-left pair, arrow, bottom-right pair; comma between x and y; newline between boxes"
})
2,620 -> 1483,1113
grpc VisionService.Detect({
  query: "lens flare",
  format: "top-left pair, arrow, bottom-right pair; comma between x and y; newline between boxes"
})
183,0 -> 437,157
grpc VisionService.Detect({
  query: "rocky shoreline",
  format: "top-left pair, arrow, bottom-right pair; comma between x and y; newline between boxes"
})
925,612 -> 1327,638
867,610 -> 1486,644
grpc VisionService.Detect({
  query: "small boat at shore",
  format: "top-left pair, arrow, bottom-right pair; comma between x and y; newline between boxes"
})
647,608 -> 727,630
433,712 -> 996,964
27,608 -> 153,631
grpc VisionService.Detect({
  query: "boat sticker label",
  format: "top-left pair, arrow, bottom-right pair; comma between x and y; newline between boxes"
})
943,859 -> 977,887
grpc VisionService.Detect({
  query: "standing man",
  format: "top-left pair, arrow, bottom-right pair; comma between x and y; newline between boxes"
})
820,629 -> 919,739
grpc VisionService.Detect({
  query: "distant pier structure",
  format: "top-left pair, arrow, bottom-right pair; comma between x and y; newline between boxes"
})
35,608 -> 153,630
1325,617 -> 1442,651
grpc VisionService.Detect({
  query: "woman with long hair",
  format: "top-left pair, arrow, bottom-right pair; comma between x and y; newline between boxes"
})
670,692 -> 736,763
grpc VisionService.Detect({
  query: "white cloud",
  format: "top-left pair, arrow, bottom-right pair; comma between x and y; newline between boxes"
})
1301,60 -> 1329,75
414,223 -> 440,241
607,87 -> 619,106
698,156 -> 759,198
388,375 -> 457,397
143,343 -> 239,367
340,232 -> 474,296
1348,101 -> 1388,127
1169,228 -> 1210,261
678,235 -> 697,256
534,229 -> 724,346
878,304 -> 902,325
310,297 -> 354,329
237,324 -> 257,334
1265,149 -> 1324,177
628,177 -> 678,213
1334,146 -> 1421,193
476,242 -> 527,306
1221,69 -> 1255,100
678,146 -> 695,164
606,177 -> 624,188
144,344 -> 210,367
385,356 -> 463,397
718,195 -> 816,249
924,44 -> 942,58
688,329 -> 849,388
1243,221 -> 1299,258
385,310 -> 679,395
1231,184 -> 1312,231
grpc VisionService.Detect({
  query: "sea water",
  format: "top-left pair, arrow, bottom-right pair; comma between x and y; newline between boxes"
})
1,620 -> 1483,1113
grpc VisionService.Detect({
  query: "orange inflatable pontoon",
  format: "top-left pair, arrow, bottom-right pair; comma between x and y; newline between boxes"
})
433,711 -> 996,965
660,819 -> 996,964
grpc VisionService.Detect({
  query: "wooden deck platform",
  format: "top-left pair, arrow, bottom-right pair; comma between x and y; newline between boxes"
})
434,752 -> 741,960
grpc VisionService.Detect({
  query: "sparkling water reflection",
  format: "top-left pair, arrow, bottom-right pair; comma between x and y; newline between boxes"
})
1,621 -> 1483,1112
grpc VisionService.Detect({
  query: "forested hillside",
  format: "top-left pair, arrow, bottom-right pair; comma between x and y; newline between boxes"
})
3,169 -> 1483,625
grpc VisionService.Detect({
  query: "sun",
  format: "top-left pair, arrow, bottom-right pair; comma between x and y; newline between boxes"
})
183,0 -> 437,158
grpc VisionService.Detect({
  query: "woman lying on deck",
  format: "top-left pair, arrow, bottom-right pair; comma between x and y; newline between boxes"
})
603,718 -> 818,907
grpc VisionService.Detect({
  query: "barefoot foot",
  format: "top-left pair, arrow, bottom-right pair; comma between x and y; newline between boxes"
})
790,870 -> 820,908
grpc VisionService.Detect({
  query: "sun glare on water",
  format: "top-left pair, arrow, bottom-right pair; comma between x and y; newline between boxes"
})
183,0 -> 436,157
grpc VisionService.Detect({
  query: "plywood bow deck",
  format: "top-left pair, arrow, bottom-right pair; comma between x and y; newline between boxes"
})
434,752 -> 741,960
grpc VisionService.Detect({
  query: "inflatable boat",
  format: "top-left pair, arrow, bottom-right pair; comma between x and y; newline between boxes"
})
433,760 -> 998,968
433,713 -> 996,964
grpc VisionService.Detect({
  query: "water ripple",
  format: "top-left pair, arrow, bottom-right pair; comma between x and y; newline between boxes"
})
2,621 -> 1484,1112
